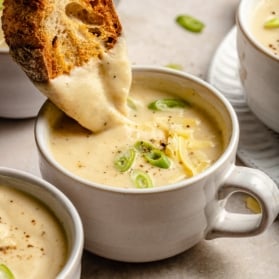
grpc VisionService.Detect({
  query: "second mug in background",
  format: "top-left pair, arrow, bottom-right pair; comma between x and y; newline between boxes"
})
236,0 -> 279,133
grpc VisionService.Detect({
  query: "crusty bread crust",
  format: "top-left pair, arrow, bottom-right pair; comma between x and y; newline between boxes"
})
2,0 -> 122,82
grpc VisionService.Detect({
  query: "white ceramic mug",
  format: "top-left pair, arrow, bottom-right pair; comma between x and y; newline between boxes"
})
0,167 -> 84,278
35,66 -> 279,262
236,0 -> 279,133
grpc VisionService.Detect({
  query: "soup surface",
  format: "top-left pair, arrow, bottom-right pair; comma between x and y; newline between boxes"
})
49,80 -> 225,188
251,0 -> 279,57
0,184 -> 67,278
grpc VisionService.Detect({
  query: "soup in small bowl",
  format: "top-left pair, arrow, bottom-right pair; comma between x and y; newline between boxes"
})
35,66 -> 279,262
0,167 -> 84,279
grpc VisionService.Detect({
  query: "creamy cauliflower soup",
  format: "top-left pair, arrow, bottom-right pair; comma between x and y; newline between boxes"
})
251,0 -> 279,57
0,184 -> 67,279
48,79 -> 226,189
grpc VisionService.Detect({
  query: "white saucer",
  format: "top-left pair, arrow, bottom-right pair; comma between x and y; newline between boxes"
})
207,27 -> 279,187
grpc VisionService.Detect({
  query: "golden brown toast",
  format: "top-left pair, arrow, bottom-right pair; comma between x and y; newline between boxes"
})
2,0 -> 122,82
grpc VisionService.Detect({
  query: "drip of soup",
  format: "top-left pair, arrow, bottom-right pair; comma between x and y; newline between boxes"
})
251,0 -> 279,57
0,185 -> 67,279
48,81 -> 226,189
37,37 -> 132,133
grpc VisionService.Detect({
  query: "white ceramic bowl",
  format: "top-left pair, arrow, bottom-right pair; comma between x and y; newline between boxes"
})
236,0 -> 279,132
0,167 -> 84,279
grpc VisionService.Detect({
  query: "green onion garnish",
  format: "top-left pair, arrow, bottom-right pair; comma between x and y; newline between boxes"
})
0,264 -> 15,279
127,97 -> 137,110
176,15 -> 205,33
134,140 -> 154,153
148,98 -> 188,111
264,17 -> 279,29
114,148 -> 136,172
165,63 -> 183,70
135,140 -> 171,169
144,149 -> 171,169
130,170 -> 153,189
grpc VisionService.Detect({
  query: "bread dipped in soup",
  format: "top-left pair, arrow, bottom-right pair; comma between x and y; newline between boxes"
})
2,0 -> 132,132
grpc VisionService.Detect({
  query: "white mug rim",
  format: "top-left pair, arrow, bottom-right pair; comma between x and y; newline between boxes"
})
236,0 -> 279,62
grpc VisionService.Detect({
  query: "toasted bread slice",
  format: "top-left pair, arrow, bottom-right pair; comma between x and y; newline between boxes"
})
2,0 -> 131,133
2,0 -> 122,82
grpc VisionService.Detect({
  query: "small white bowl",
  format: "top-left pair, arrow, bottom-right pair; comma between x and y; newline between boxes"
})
0,46 -> 46,119
0,167 -> 84,279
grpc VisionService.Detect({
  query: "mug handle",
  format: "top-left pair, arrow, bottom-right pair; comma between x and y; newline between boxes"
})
206,165 -> 279,239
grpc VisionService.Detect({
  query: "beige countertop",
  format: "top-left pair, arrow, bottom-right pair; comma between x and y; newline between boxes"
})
1,0 -> 279,278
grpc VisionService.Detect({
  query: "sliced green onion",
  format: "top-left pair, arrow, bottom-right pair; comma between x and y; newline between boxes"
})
0,264 -> 15,279
176,15 -> 205,33
114,148 -> 136,172
130,170 -> 153,189
144,149 -> 171,169
148,98 -> 188,111
127,97 -> 137,110
165,63 -> 183,70
264,17 -> 279,29
135,141 -> 171,169
134,141 -> 155,154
